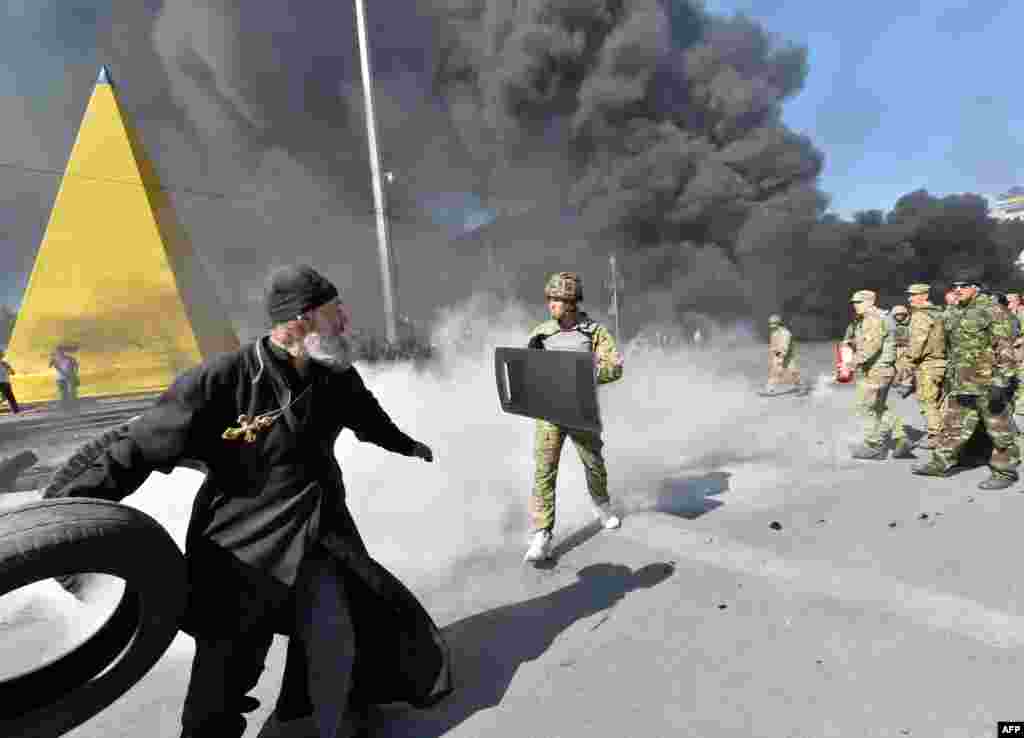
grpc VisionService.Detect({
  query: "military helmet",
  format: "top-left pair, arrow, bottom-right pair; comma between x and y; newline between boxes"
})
906,283 -> 930,295
891,305 -> 909,317
768,314 -> 782,326
544,272 -> 583,302
850,289 -> 876,303
950,269 -> 981,289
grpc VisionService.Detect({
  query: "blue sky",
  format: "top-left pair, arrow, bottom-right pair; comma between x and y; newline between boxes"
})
1,1 -> 1022,308
705,0 -> 1023,217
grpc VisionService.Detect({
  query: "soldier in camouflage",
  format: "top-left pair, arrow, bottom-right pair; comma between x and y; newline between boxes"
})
891,304 -> 913,391
990,291 -> 1021,416
842,290 -> 911,459
912,276 -> 1021,489
899,284 -> 947,449
1006,292 -> 1024,413
995,293 -> 1019,331
759,314 -> 802,395
523,272 -> 625,562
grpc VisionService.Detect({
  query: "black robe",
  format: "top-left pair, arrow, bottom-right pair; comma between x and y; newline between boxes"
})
45,337 -> 453,708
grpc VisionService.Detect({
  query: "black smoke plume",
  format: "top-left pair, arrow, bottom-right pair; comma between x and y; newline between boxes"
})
432,0 -> 824,331
18,2 -> 1007,346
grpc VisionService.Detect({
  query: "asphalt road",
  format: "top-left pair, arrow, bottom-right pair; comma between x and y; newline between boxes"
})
2,343 -> 1023,737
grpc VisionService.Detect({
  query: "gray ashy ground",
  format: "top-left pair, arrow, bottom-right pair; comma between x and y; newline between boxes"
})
2,341 -> 1023,738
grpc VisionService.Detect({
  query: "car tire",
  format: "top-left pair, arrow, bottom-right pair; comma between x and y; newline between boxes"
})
0,497 -> 186,737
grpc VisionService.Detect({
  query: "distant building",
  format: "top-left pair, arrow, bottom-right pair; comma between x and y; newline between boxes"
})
990,186 -> 1024,221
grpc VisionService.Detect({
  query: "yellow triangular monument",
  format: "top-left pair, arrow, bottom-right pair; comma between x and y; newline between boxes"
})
7,66 -> 239,403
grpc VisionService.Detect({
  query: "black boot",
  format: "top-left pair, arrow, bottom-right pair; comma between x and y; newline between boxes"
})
978,474 -> 1016,491
911,458 -> 953,477
892,438 -> 915,459
851,444 -> 888,460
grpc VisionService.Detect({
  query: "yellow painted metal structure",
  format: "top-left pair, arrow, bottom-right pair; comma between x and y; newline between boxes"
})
6,67 -> 239,402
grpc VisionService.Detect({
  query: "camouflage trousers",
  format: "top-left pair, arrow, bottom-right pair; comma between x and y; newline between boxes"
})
931,394 -> 1020,481
531,420 -> 609,533
914,363 -> 946,444
854,367 -> 904,448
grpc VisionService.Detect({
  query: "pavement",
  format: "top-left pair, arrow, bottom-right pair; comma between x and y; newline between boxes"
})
0,392 -> 159,491
3,344 -> 1024,737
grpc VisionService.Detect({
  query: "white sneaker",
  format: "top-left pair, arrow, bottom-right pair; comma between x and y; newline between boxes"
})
595,503 -> 621,530
524,530 -> 553,562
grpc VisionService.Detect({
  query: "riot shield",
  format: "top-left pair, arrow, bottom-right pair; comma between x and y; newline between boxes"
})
494,347 -> 602,433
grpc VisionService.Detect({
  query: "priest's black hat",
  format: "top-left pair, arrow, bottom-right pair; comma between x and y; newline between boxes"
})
265,265 -> 338,324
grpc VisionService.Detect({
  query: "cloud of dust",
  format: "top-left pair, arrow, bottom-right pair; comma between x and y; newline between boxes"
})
0,293 -> 862,671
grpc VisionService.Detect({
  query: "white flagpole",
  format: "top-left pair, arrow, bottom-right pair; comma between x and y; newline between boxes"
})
609,253 -> 622,344
354,0 -> 398,345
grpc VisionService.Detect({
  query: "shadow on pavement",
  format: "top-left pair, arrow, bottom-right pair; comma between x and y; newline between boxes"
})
375,561 -> 676,736
649,471 -> 731,519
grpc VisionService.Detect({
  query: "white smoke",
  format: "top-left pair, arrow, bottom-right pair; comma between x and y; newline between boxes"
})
0,292 -> 865,707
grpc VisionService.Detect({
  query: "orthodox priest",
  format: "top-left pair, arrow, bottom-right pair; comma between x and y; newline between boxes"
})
43,265 -> 453,738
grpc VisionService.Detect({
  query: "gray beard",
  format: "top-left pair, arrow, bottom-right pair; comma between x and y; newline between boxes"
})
303,331 -> 354,372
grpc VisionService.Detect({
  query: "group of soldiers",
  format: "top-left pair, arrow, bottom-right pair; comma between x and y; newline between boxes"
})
531,266 -> 1024,565
808,274 -> 1024,491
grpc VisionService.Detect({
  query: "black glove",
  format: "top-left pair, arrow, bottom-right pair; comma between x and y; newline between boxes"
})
55,573 -> 88,597
989,384 -> 1012,414
896,384 -> 915,399
411,441 -> 434,462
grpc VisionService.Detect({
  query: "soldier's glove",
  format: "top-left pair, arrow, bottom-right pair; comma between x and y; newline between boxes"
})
988,384 -> 1013,414
896,384 -> 915,399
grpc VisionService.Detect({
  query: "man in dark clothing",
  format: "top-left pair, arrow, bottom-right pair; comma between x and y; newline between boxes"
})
44,265 -> 453,738
0,350 -> 19,413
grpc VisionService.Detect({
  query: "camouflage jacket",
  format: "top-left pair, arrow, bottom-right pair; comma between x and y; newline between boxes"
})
943,294 -> 1016,394
842,306 -> 895,371
768,326 -> 797,366
991,299 -> 1019,338
528,311 -> 624,385
892,317 -> 910,361
906,303 -> 946,367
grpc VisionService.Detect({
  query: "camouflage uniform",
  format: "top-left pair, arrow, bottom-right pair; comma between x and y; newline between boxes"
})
904,285 -> 947,449
528,279 -> 623,535
990,295 -> 1021,417
765,315 -> 801,389
843,290 -> 906,456
891,306 -> 914,388
915,288 -> 1020,487
1009,302 -> 1024,413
